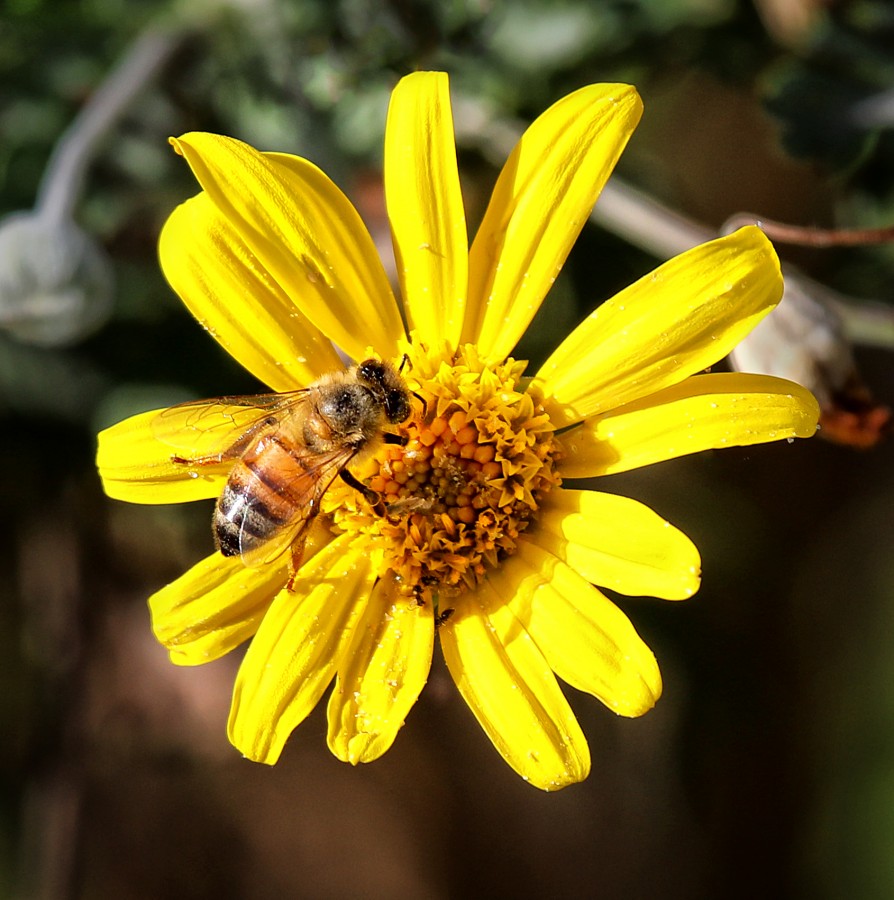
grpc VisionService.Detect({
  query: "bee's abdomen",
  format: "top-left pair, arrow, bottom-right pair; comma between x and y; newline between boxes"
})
214,438 -> 303,558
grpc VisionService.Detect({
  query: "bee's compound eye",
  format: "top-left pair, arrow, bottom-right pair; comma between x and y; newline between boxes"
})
386,390 -> 411,423
357,359 -> 386,385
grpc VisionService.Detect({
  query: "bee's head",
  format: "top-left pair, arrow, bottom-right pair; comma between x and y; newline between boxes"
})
357,358 -> 412,424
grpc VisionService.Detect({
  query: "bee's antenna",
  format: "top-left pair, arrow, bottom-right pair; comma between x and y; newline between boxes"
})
396,354 -> 426,417
412,390 -> 427,419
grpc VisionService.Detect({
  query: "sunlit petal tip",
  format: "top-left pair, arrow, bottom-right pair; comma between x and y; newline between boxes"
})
168,133 -> 234,169
786,381 -> 822,437
607,654 -> 662,718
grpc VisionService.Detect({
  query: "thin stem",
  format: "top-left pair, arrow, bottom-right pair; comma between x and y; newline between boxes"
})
721,213 -> 894,247
35,28 -> 186,224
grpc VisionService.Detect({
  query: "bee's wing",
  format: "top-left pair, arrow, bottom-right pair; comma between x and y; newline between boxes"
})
152,390 -> 310,461
235,444 -> 358,568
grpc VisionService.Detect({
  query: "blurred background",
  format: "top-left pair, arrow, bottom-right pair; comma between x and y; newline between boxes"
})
3,0 -> 894,897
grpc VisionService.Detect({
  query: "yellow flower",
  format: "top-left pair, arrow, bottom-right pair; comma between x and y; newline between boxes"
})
96,72 -> 819,790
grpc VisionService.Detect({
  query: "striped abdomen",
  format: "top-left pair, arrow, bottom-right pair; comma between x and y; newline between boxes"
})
214,434 -> 327,562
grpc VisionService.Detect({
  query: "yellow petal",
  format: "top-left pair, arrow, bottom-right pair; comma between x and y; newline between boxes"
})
489,543 -> 662,717
439,582 -> 590,791
462,84 -> 642,361
149,551 -> 289,666
558,372 -> 820,478
534,488 -> 701,600
96,408 -> 228,504
227,535 -> 375,764
533,227 -> 784,427
159,192 -> 341,392
170,134 -> 405,362
327,579 -> 434,764
385,72 -> 468,350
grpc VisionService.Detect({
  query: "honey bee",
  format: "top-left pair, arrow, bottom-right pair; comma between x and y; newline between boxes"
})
155,359 -> 413,569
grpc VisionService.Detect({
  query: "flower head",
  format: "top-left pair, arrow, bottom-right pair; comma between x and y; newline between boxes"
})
97,73 -> 819,790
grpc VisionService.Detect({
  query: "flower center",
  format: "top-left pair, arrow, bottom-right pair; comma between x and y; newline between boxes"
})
331,343 -> 562,604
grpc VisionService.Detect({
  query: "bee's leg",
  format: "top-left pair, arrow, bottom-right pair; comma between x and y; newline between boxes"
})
384,433 -> 408,446
285,540 -> 307,592
170,452 -> 225,467
339,469 -> 386,516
